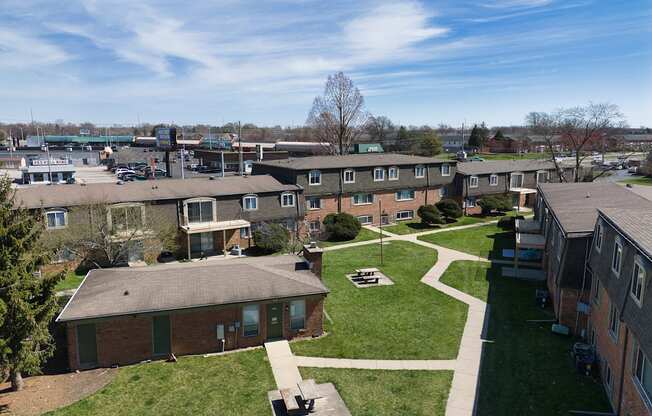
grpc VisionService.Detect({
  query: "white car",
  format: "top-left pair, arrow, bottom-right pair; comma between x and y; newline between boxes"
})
115,168 -> 136,176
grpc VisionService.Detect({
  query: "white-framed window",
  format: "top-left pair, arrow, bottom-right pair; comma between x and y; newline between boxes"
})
373,167 -> 385,181
608,301 -> 620,341
281,192 -> 295,207
185,198 -> 216,224
630,257 -> 646,306
242,304 -> 259,337
352,193 -> 373,205
307,197 -> 321,210
415,165 -> 425,178
595,221 -> 604,252
343,169 -> 355,184
240,227 -> 251,239
537,170 -> 549,184
441,164 -> 451,176
469,176 -> 479,188
395,210 -> 414,221
357,215 -> 373,225
309,220 -> 321,233
395,189 -> 415,201
634,344 -> 652,404
108,203 -> 145,233
604,362 -> 614,395
510,172 -> 524,189
388,166 -> 399,181
45,210 -> 67,229
612,237 -> 623,276
243,194 -> 258,211
465,197 -> 476,208
489,174 -> 498,186
309,170 -> 321,185
290,299 -> 306,330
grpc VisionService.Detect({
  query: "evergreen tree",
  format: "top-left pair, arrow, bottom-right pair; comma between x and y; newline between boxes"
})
468,124 -> 481,148
493,129 -> 505,140
0,175 -> 62,391
479,122 -> 490,145
418,131 -> 443,156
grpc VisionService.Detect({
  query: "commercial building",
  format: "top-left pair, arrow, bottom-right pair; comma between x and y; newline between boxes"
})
20,157 -> 76,184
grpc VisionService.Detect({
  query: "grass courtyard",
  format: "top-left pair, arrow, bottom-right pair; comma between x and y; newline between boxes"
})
291,241 -> 468,360
318,227 -> 380,247
300,367 -> 453,416
439,261 -> 612,415
47,349 -> 276,416
383,211 -> 517,235
418,223 -> 513,259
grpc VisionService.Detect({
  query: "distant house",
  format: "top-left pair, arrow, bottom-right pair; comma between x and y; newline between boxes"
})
440,134 -> 465,153
352,143 -> 384,154
483,136 -> 530,154
57,250 -> 328,370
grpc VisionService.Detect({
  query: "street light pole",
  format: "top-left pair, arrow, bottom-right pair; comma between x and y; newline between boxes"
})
45,144 -> 52,185
379,199 -> 384,265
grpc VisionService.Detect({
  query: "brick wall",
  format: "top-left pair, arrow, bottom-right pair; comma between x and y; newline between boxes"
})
65,296 -> 325,370
621,332 -> 652,416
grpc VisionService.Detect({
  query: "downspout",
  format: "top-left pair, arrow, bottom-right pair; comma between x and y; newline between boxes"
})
616,326 -> 629,416
425,164 -> 430,204
575,238 -> 592,336
554,234 -> 568,324
337,168 -> 343,213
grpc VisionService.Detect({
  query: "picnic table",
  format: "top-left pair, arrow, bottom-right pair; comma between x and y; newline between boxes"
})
355,267 -> 379,277
279,379 -> 322,414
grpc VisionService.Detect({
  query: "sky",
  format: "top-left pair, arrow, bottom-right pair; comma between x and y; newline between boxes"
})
1,0 -> 651,128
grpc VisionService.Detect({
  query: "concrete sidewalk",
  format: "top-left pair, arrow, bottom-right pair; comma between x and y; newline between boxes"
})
265,340 -> 302,390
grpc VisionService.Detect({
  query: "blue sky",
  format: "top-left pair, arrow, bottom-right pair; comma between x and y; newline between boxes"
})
1,0 -> 651,127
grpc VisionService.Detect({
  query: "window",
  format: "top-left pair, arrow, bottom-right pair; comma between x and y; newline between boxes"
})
186,199 -> 215,224
373,168 -> 385,181
604,362 -> 614,395
242,304 -> 259,337
109,204 -> 144,233
240,227 -> 251,239
281,192 -> 295,207
290,300 -> 306,330
510,172 -> 524,189
307,197 -> 321,210
309,170 -> 321,185
415,165 -> 425,178
395,189 -> 415,201
46,210 -> 67,229
309,220 -> 321,233
630,258 -> 646,305
595,221 -> 604,252
489,174 -> 498,186
243,195 -> 258,211
441,164 -> 451,176
634,345 -> 652,404
465,197 -> 476,208
388,166 -> 399,180
357,215 -> 373,225
343,169 -> 355,184
592,275 -> 601,305
469,176 -> 479,188
537,170 -> 549,184
352,193 -> 373,205
608,301 -> 620,341
396,210 -> 414,221
612,238 -> 623,276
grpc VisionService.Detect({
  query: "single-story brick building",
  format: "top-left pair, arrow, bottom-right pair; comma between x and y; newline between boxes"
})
57,249 -> 328,370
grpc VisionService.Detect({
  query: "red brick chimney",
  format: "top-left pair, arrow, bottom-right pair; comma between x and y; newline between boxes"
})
302,244 -> 323,279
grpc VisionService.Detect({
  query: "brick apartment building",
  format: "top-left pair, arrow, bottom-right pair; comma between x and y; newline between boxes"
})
252,153 -> 456,232
587,208 -> 652,415
14,175 -> 304,262
535,182 -> 652,335
57,251 -> 328,370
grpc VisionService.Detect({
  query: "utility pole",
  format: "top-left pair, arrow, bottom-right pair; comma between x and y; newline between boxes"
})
379,199 -> 384,265
238,121 -> 243,176
180,127 -> 186,180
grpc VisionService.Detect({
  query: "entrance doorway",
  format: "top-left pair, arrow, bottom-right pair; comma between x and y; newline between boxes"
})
77,323 -> 97,368
266,303 -> 283,340
190,232 -> 215,257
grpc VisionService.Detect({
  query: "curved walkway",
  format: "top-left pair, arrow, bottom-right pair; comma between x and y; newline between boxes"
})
278,223 -> 493,416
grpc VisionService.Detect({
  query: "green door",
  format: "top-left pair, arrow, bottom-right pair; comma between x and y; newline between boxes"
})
77,323 -> 97,367
152,315 -> 171,356
266,303 -> 283,340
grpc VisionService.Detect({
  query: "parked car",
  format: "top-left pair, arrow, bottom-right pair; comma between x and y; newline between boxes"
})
118,172 -> 137,181
157,251 -> 176,263
115,168 -> 136,176
186,163 -> 199,171
197,165 -> 221,174
628,166 -> 639,174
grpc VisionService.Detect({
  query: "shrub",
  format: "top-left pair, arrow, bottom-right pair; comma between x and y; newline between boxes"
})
435,199 -> 462,220
323,213 -> 361,241
478,195 -> 512,215
253,222 -> 290,253
417,204 -> 444,225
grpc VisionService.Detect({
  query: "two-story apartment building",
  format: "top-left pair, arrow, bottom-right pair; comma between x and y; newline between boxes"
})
536,182 -> 651,334
14,175 -> 304,262
588,208 -> 652,416
252,153 -> 456,231
454,160 -> 569,214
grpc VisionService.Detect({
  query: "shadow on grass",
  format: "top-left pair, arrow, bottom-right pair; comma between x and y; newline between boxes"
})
486,231 -> 514,261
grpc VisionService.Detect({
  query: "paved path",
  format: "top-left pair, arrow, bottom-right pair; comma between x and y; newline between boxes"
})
265,340 -> 303,390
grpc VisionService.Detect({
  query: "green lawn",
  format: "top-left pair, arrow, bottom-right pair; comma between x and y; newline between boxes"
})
47,349 -> 275,416
383,212 -> 514,235
291,241 -> 467,359
418,223 -> 513,259
318,227 -> 381,247
619,176 -> 652,186
301,367 -> 453,416
439,261 -> 612,415
54,270 -> 87,291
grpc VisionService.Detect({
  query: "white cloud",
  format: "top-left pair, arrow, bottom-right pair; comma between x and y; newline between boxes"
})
0,28 -> 70,69
479,0 -> 554,8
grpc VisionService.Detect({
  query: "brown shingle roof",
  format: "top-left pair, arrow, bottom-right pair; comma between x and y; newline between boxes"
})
57,255 -> 328,322
14,175 -> 299,209
599,208 -> 652,259
457,160 -> 556,175
254,153 -> 452,170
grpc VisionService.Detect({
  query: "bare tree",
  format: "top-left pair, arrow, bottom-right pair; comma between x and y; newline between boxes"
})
526,103 -> 626,182
366,115 -> 395,142
307,72 -> 368,155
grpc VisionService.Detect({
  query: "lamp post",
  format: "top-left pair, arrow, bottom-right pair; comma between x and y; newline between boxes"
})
378,200 -> 384,265
45,144 -> 52,185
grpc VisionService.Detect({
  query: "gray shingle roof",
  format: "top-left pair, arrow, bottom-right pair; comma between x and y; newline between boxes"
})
14,175 -> 299,209
599,208 -> 652,259
254,153 -> 452,170
457,160 -> 556,175
57,255 -> 328,322
538,182 -> 652,236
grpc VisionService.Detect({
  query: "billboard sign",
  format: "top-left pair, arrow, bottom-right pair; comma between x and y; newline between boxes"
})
155,127 -> 177,150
